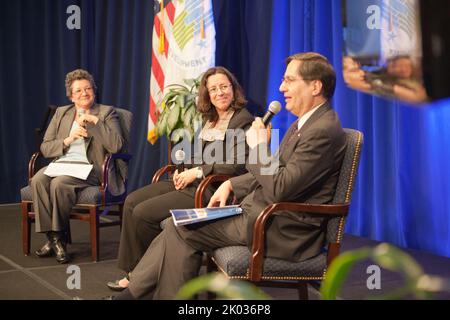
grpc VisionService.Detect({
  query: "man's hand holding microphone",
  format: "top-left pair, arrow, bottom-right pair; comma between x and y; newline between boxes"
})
245,100 -> 280,148
208,101 -> 281,208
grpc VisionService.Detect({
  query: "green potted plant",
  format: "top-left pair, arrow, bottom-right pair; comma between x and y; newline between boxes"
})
155,76 -> 203,144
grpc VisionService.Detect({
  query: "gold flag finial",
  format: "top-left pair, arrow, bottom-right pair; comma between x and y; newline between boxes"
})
159,0 -> 166,53
200,0 -> 205,39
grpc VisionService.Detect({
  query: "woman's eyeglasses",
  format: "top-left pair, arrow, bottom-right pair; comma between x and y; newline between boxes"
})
208,84 -> 232,95
72,87 -> 93,96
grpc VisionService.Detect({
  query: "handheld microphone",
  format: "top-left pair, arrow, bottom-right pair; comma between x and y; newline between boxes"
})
76,108 -> 88,140
77,108 -> 86,127
261,101 -> 281,125
175,150 -> 186,173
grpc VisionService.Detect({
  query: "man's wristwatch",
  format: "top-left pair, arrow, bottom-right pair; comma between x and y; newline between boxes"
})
196,167 -> 204,179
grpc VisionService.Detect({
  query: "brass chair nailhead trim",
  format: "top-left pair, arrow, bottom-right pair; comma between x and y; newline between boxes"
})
337,131 -> 362,243
212,257 -> 326,281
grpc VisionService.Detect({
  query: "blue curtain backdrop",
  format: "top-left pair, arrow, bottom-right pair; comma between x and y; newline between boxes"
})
265,0 -> 450,257
0,0 -> 449,257
0,0 -> 164,204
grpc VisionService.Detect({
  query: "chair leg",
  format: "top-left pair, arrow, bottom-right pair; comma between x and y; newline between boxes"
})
89,207 -> 100,262
66,222 -> 72,244
118,204 -> 124,232
21,202 -> 31,255
206,255 -> 216,273
207,291 -> 217,300
206,255 -> 217,300
297,282 -> 309,300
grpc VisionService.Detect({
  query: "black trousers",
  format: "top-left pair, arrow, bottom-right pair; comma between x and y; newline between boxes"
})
117,180 -> 195,272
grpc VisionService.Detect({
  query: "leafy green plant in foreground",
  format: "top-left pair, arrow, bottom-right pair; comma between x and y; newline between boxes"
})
176,272 -> 271,300
320,243 -> 450,300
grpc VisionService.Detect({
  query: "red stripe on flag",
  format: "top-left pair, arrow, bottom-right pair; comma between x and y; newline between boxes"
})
164,39 -> 169,58
166,2 -> 176,24
151,51 -> 165,91
154,14 -> 161,38
153,15 -> 161,38
149,95 -> 158,124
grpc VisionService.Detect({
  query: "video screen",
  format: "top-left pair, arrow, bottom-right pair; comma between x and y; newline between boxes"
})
342,0 -> 428,104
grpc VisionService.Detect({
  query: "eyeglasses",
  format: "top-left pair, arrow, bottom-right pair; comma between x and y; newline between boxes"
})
281,77 -> 313,86
72,86 -> 93,96
208,84 -> 232,95
281,76 -> 303,86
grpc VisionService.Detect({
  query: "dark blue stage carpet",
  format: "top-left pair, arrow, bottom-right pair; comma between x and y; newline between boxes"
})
1,203 -> 449,300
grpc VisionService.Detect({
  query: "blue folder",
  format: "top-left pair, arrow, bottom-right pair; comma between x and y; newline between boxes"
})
170,205 -> 243,226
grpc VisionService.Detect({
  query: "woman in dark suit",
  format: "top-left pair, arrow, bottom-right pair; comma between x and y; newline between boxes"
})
107,67 -> 253,291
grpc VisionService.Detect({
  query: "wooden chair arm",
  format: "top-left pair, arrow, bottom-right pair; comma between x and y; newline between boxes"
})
101,153 -> 132,206
108,153 -> 132,162
151,165 -> 176,184
194,174 -> 234,208
249,202 -> 350,281
102,153 -> 132,186
28,151 -> 42,182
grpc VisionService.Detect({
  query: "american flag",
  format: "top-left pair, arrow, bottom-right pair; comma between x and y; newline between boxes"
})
147,0 -> 215,144
380,0 -> 421,63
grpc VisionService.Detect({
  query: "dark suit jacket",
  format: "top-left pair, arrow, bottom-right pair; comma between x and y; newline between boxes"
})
178,107 -> 254,201
230,102 -> 346,262
40,103 -> 125,193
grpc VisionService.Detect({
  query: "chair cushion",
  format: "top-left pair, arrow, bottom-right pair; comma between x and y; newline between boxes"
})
20,186 -> 33,201
20,185 -> 102,205
212,246 -> 327,280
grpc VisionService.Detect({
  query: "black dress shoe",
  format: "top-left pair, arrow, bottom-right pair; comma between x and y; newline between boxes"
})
53,239 -> 70,264
106,279 -> 128,292
35,241 -> 55,257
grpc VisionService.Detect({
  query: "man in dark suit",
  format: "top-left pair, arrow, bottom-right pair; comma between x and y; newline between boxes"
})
115,52 -> 347,299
